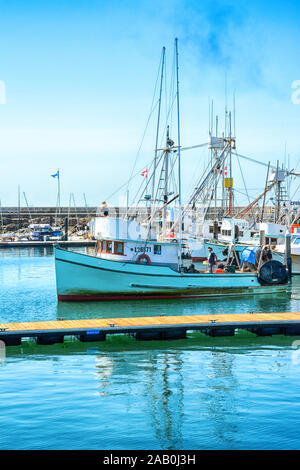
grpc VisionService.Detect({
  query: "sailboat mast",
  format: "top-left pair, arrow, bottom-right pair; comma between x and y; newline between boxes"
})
175,38 -> 182,267
18,184 -> 21,234
23,192 -> 33,224
0,199 -> 3,234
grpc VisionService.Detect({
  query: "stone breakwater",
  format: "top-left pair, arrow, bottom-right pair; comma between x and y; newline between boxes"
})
0,205 -> 275,232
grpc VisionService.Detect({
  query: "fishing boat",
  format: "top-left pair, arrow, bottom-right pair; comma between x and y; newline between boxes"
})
200,218 -> 286,262
55,241 -> 289,301
55,212 -> 289,300
273,231 -> 300,274
54,40 -> 290,301
190,162 -> 297,265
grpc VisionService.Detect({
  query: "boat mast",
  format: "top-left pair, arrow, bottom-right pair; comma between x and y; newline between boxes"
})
23,192 -> 33,224
0,199 -> 3,234
175,38 -> 182,268
18,184 -> 21,234
228,111 -> 233,215
152,47 -> 166,202
162,127 -> 170,237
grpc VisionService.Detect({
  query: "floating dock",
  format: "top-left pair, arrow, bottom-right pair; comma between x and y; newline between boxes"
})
1,312 -> 300,345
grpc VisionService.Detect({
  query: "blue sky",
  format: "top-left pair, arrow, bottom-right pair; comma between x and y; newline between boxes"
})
1,0 -> 300,206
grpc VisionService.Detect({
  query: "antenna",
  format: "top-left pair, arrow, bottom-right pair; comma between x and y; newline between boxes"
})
211,99 -> 214,135
233,90 -> 236,138
208,97 -> 211,135
224,72 -> 228,136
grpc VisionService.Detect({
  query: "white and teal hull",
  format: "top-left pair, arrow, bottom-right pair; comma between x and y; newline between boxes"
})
202,239 -> 256,261
55,247 -> 288,301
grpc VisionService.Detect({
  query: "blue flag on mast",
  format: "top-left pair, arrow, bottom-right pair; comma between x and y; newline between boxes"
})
51,170 -> 59,179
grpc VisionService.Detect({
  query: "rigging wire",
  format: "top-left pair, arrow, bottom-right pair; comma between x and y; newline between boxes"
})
126,49 -> 166,191
103,158 -> 156,203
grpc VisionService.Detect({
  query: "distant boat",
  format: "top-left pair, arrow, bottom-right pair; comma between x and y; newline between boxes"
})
273,231 -> 300,274
197,218 -> 286,262
28,224 -> 63,241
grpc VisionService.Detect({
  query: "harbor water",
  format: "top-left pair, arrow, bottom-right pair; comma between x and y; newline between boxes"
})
1,247 -> 300,450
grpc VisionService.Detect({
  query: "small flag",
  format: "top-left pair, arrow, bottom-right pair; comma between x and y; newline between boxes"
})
224,166 -> 227,176
51,170 -> 59,179
141,169 -> 148,178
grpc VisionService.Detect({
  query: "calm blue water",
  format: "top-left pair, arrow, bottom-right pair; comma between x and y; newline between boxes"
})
1,247 -> 300,450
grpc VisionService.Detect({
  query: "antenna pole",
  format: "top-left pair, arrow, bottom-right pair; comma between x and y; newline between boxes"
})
233,90 -> 236,138
225,72 -> 228,136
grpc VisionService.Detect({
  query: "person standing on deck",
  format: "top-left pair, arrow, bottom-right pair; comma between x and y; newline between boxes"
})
100,201 -> 109,217
207,247 -> 217,273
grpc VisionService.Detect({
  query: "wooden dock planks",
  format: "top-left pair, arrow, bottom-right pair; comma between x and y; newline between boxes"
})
1,312 -> 300,335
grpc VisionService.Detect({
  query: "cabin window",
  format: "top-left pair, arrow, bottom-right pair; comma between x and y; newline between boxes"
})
270,238 -> 277,244
154,245 -> 161,255
114,241 -> 124,255
222,229 -> 231,236
239,231 -> 244,237
209,226 -> 214,233
107,241 -> 113,253
101,240 -> 107,252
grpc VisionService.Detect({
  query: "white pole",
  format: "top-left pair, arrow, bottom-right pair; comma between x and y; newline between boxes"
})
175,38 -> 182,270
126,189 -> 129,239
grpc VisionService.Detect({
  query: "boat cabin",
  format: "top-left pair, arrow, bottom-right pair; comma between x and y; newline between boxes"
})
219,218 -> 253,243
92,216 -> 179,268
257,222 -> 286,246
96,238 -> 179,269
89,216 -> 147,241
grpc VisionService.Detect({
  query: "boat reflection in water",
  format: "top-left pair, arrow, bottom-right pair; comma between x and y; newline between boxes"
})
56,284 -> 292,321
